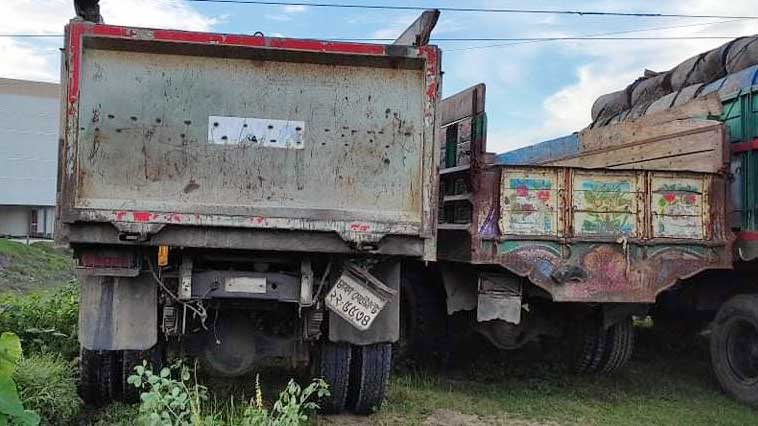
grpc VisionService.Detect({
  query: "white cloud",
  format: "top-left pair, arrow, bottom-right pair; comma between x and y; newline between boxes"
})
282,5 -> 307,13
0,0 -> 218,83
486,0 -> 758,153
100,0 -> 219,30
370,14 -> 416,40
370,14 -> 462,40
265,4 -> 307,23
0,39 -> 57,82
265,14 -> 292,22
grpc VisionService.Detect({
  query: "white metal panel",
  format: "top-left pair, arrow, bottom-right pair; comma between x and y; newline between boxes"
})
0,84 -> 59,207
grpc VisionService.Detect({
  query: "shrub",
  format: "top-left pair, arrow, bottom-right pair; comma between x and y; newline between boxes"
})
0,281 -> 79,359
238,375 -> 329,426
127,361 -> 329,425
128,360 -> 212,425
14,353 -> 81,425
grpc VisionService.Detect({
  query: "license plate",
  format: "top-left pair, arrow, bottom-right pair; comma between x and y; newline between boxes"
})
225,277 -> 266,294
325,271 -> 388,331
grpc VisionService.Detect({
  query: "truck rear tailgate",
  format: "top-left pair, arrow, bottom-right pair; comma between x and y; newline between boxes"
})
58,22 -> 440,257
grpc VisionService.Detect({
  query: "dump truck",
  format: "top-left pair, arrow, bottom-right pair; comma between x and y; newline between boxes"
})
55,18 -> 441,413
402,84 -> 732,378
416,46 -> 758,407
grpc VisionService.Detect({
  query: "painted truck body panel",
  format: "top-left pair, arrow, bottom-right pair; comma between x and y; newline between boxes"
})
57,21 -> 440,259
438,85 -> 733,303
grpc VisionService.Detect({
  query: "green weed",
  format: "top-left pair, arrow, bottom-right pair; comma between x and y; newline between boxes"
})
14,353 -> 81,425
0,332 -> 40,425
127,361 -> 329,426
0,281 -> 79,359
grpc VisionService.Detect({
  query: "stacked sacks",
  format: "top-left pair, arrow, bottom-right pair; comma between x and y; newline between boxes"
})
726,36 -> 758,74
590,89 -> 628,126
646,83 -> 704,114
590,34 -> 758,127
591,70 -> 671,126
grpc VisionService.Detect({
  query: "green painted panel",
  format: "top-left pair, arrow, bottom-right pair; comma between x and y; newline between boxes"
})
497,240 -> 561,256
721,90 -> 758,230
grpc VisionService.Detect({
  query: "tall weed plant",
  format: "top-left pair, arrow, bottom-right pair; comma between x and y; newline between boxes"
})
14,354 -> 81,425
127,361 -> 329,426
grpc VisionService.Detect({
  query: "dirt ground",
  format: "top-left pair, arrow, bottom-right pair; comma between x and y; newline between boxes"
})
321,409 -> 560,426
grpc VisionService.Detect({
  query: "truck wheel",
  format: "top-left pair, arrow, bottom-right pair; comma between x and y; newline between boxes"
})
710,294 -> 758,406
347,343 -> 392,414
571,320 -> 607,374
600,317 -> 635,373
397,268 -> 447,367
79,347 -> 119,407
315,342 -> 351,414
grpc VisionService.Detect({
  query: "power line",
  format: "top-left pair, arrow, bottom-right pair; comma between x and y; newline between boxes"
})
183,0 -> 758,19
445,18 -> 746,51
334,36 -> 741,41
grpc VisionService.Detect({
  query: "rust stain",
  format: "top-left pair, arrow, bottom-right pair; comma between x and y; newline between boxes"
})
183,180 -> 200,193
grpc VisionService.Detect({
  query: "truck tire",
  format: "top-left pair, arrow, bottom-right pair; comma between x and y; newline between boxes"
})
315,342 -> 351,414
571,320 -> 607,374
79,347 -> 119,407
347,343 -> 392,414
600,317 -> 635,373
398,267 -> 447,367
710,294 -> 758,406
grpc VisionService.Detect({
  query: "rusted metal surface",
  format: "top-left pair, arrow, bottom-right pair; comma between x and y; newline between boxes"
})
57,21 -> 440,259
437,84 -> 734,303
481,167 -> 732,303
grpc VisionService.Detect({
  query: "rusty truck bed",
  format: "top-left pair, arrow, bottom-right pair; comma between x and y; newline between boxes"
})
57,21 -> 440,258
437,85 -> 733,303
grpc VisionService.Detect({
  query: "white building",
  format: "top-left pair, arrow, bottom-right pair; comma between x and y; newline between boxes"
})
0,78 -> 59,238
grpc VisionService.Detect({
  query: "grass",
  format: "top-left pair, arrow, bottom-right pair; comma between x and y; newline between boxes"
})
14,353 -> 82,425
0,239 -> 75,294
366,330 -> 758,426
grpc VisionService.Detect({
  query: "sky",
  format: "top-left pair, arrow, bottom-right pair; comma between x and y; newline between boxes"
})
3,0 -> 758,153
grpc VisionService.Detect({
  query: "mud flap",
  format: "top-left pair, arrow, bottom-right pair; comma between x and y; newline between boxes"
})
79,272 -> 157,350
329,260 -> 400,345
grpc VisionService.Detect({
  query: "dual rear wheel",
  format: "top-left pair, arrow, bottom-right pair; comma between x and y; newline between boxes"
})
79,347 -> 162,406
571,316 -> 635,374
81,341 -> 391,414
316,341 -> 392,414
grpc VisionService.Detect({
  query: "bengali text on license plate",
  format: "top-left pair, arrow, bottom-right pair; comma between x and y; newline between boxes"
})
325,276 -> 387,331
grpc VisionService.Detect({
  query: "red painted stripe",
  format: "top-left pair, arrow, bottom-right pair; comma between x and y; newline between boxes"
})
737,231 -> 758,241
76,22 -> 386,55
66,23 -> 86,115
731,139 -> 758,153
